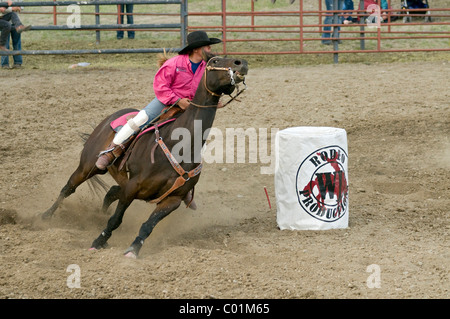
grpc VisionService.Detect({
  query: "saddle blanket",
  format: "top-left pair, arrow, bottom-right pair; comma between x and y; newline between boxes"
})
110,112 -> 176,138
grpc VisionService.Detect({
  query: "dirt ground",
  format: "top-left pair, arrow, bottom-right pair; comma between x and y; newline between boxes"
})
0,59 -> 449,300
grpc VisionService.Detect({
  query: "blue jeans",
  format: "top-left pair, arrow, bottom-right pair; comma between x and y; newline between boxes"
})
342,0 -> 354,22
117,4 -> 135,39
0,12 -> 22,47
322,0 -> 344,42
1,27 -> 22,66
142,98 -> 167,125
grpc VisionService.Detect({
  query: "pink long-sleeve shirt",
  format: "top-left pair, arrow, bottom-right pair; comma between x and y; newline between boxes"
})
153,54 -> 206,106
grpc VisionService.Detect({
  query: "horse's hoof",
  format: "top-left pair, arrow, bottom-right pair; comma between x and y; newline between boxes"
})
89,242 -> 109,251
124,246 -> 138,259
88,241 -> 108,251
124,251 -> 137,259
40,211 -> 53,220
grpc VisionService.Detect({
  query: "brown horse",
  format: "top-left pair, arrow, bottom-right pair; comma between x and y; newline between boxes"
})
40,56 -> 248,258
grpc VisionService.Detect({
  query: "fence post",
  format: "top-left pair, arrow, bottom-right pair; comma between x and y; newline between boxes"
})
299,0 -> 303,52
95,4 -> 101,44
53,0 -> 57,25
180,0 -> 188,47
332,0 -> 339,63
221,0 -> 227,54
318,0 -> 322,35
359,0 -> 365,50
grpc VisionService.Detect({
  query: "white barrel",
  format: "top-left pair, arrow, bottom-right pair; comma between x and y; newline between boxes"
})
275,127 -> 349,230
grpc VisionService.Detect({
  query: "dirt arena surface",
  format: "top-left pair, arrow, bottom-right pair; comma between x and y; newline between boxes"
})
0,60 -> 449,299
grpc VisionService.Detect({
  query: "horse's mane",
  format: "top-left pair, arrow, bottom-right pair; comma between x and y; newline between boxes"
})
157,49 -> 176,68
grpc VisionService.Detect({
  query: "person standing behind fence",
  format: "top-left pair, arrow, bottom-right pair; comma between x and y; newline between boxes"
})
321,0 -> 344,45
342,0 -> 356,24
343,0 -> 389,24
0,0 -> 31,51
1,0 -> 23,68
117,3 -> 135,40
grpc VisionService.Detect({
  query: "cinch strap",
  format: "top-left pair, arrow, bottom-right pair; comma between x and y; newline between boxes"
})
150,127 -> 202,204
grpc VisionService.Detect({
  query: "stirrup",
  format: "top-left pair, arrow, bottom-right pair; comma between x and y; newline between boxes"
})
98,146 -> 116,157
96,143 -> 121,170
96,151 -> 116,170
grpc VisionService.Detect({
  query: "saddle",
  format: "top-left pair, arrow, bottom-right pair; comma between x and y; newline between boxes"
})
109,106 -> 198,208
110,107 -> 184,171
110,105 -> 184,135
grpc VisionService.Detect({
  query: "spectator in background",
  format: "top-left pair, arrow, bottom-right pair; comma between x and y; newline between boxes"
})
321,0 -> 344,45
117,3 -> 135,40
1,0 -> 23,68
343,0 -> 389,24
0,0 -> 31,51
342,0 -> 356,24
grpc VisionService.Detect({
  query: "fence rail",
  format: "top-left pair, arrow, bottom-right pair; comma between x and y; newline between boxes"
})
0,0 -> 187,56
0,0 -> 182,6
0,0 -> 449,63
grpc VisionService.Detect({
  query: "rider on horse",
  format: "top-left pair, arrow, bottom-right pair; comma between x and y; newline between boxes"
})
95,31 -> 222,170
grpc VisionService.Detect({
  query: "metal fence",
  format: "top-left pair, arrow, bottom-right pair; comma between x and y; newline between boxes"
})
0,0 -> 188,55
1,0 -> 449,62
189,0 -> 450,63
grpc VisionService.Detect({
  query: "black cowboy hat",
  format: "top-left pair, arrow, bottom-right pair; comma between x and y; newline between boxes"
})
178,31 -> 222,55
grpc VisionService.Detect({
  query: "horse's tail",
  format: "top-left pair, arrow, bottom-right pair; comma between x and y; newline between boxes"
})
87,175 -> 110,197
79,131 -> 110,197
79,132 -> 91,145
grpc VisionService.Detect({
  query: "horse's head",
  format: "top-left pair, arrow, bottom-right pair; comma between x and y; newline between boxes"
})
204,56 -> 248,96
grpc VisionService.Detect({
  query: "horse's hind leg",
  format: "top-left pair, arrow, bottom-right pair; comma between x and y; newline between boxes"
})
124,196 -> 182,258
101,185 -> 121,214
41,164 -> 96,219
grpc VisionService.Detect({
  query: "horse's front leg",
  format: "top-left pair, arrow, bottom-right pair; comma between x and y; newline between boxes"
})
90,196 -> 133,250
124,196 -> 182,258
101,185 -> 121,214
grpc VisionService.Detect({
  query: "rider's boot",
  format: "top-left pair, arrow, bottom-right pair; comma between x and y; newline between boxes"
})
95,143 -> 120,170
95,110 -> 149,170
95,138 -> 132,170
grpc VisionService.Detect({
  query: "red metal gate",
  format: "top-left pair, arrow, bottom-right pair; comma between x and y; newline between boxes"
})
187,0 -> 450,60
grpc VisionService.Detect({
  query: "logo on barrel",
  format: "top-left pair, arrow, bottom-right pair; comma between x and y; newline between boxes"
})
296,145 -> 348,222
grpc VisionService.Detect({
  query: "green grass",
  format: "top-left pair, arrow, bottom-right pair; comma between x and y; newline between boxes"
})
8,0 -> 450,69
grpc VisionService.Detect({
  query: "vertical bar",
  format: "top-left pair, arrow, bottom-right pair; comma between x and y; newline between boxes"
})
359,0 -> 365,50
318,0 -> 322,35
387,0 -> 391,33
95,4 -> 100,44
332,0 -> 339,63
221,0 -> 227,54
251,0 -> 255,32
117,4 -> 122,37
299,0 -> 303,52
53,0 -> 57,25
180,0 -> 188,47
377,13 -> 381,51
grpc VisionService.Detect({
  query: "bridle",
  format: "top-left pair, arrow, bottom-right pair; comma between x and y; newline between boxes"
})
191,58 -> 247,108
203,65 -> 235,97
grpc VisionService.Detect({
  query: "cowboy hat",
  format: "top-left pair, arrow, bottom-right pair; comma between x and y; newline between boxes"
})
179,31 -> 222,55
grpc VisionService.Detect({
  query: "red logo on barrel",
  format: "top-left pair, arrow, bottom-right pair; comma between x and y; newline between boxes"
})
296,145 -> 349,222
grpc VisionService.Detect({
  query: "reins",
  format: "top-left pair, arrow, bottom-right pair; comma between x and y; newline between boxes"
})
148,59 -> 246,204
117,58 -> 246,174
190,62 -> 247,108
